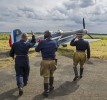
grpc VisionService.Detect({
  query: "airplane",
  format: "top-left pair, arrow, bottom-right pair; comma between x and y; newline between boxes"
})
9,18 -> 100,47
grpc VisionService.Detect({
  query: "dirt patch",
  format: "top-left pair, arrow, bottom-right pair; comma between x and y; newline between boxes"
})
0,51 -> 9,59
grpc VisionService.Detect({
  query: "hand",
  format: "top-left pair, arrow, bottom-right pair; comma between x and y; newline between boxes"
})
31,31 -> 34,36
74,35 -> 78,39
37,38 -> 41,43
12,57 -> 15,60
37,39 -> 44,43
86,58 -> 90,63
86,58 -> 90,61
86,58 -> 93,64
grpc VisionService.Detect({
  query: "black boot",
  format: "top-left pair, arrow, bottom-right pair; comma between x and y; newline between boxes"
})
80,68 -> 84,78
73,67 -> 79,81
43,83 -> 49,97
24,81 -> 27,86
19,87 -> 23,96
49,77 -> 54,91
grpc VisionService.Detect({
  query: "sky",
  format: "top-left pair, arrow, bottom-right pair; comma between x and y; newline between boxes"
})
0,0 -> 107,33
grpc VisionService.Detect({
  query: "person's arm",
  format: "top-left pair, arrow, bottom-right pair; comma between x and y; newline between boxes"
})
55,41 -> 59,51
35,41 -> 42,52
28,32 -> 36,48
70,37 -> 77,46
31,33 -> 36,43
9,43 -> 15,59
87,42 -> 90,59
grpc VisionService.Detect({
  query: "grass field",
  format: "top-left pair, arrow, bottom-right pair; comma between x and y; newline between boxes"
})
58,34 -> 107,59
0,34 -> 37,68
0,39 -> 37,68
58,40 -> 107,59
0,33 -> 10,40
84,35 -> 107,40
0,34 -> 107,68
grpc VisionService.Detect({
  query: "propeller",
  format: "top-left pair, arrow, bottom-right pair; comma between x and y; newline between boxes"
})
83,18 -> 93,39
87,32 -> 93,39
83,18 -> 85,29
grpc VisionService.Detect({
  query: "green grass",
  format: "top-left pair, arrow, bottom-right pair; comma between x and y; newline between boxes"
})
1,34 -> 107,68
0,33 -> 42,40
58,39 -> 107,59
0,33 -> 10,40
58,45 -> 75,58
90,40 -> 107,59
84,35 -> 107,40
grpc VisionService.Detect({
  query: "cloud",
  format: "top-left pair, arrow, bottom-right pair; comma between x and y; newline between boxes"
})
49,0 -> 92,23
62,0 -> 96,9
80,0 -> 96,8
49,0 -> 107,24
18,7 -> 41,19
0,0 -> 107,33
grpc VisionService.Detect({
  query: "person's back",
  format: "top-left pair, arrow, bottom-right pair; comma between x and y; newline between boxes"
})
70,33 -> 90,81
35,30 -> 59,97
73,39 -> 89,52
13,40 -> 32,55
10,33 -> 36,57
36,38 -> 58,59
9,33 -> 36,96
70,38 -> 90,59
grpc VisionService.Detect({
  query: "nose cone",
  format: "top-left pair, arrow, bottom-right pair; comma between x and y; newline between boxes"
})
83,29 -> 88,34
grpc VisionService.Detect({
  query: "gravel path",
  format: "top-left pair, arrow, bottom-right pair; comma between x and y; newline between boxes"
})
0,55 -> 107,100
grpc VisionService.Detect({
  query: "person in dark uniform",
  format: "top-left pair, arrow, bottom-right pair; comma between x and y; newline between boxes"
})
35,30 -> 59,97
9,32 -> 36,96
70,33 -> 90,81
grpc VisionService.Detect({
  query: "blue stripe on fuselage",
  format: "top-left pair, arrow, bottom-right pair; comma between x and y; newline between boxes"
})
13,30 -> 17,43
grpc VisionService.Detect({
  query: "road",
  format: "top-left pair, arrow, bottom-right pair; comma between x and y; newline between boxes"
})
0,55 -> 107,100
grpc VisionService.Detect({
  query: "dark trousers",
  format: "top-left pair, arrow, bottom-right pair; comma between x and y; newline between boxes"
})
15,56 -> 30,88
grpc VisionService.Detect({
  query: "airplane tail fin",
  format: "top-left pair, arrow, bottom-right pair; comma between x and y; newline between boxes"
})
9,32 -> 14,47
9,34 -> 12,47
9,29 -> 23,47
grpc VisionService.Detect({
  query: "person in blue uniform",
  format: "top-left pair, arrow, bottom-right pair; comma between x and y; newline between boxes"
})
70,33 -> 90,81
9,32 -> 36,96
35,30 -> 59,97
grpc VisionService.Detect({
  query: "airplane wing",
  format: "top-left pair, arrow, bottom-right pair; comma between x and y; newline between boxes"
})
84,39 -> 101,42
58,34 -> 76,45
58,35 -> 101,45
9,29 -> 101,48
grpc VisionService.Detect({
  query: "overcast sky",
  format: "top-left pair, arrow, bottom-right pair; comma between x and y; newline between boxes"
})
0,0 -> 107,33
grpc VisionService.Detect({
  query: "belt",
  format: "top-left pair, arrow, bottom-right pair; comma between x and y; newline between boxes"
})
43,58 -> 57,64
76,50 -> 85,52
16,55 -> 28,56
43,58 -> 55,60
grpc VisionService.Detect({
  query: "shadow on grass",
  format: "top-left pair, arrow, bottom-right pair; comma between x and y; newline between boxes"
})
32,81 -> 79,100
0,88 -> 19,100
